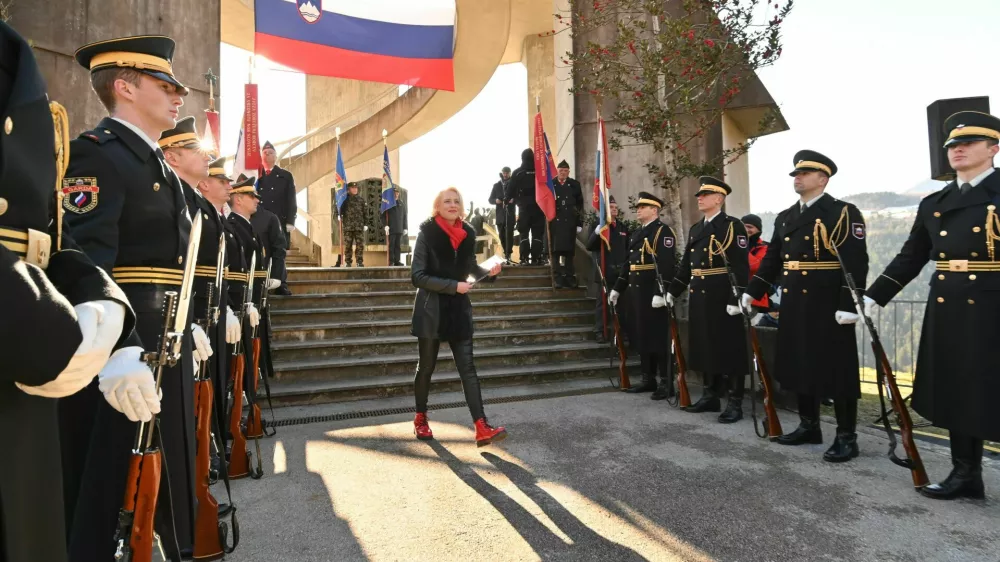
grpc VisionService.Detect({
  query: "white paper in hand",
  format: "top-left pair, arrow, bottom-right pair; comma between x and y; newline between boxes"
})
468,255 -> 505,284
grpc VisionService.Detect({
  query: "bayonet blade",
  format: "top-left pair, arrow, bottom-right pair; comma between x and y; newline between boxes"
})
173,212 -> 203,334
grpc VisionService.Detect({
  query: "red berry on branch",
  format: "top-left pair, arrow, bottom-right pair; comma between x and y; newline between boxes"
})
704,39 -> 715,47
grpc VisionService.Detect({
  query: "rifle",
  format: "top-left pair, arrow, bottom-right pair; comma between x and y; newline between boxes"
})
831,243 -> 929,489
594,251 -> 629,390
228,253 -> 256,480
711,237 -> 782,440
114,213 -> 202,562
247,258 -> 277,442
650,247 -> 689,406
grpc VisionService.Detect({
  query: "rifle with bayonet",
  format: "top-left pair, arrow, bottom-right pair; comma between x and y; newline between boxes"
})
595,254 -> 629,390
651,250 -> 690,407
247,257 -> 277,443
113,212 -> 202,561
228,253 -> 255,479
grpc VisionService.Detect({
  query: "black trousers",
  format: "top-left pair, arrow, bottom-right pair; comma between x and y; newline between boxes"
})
640,352 -> 671,383
389,233 -> 403,265
414,338 -> 485,421
949,431 -> 984,466
499,219 -> 515,259
516,207 -> 546,264
798,394 -> 857,433
703,372 -> 746,400
553,250 -> 575,279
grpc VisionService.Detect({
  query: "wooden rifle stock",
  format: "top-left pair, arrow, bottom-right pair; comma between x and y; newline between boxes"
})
228,352 -> 251,479
668,314 -> 691,408
193,376 -> 224,560
610,309 -> 629,390
115,447 -> 161,561
749,329 -> 783,440
874,340 -> 930,488
246,338 -> 264,439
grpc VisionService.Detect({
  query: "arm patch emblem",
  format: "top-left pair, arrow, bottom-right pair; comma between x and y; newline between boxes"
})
62,177 -> 99,214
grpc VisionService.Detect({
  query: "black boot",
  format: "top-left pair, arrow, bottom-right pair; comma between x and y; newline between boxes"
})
823,431 -> 859,462
595,332 -> 607,344
920,434 -> 985,500
565,274 -> 578,288
626,372 -> 656,393
684,394 -> 721,413
650,379 -> 674,401
554,273 -> 567,289
777,417 -> 823,445
718,397 -> 743,423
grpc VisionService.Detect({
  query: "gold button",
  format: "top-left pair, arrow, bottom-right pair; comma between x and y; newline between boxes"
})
784,237 -> 790,242
103,129 -> 111,134
969,274 -> 977,281
989,205 -> 996,211
939,253 -> 946,258
973,226 -> 981,233
968,299 -> 975,305
937,274 -> 945,280
802,271 -> 808,276
802,289 -> 808,294
933,211 -> 941,217
783,271 -> 789,276
783,288 -> 788,293
937,297 -> 944,303
690,249 -> 694,253
784,254 -> 790,259
940,231 -> 947,236
0,197 -> 7,215
971,252 -> 979,258
3,116 -> 11,135
701,289 -> 706,293
177,256 -> 183,264
153,182 -> 161,191
815,218 -> 822,223
804,235 -> 810,240
690,289 -> 694,293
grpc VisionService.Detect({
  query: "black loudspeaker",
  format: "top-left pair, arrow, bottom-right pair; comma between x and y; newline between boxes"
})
927,96 -> 990,181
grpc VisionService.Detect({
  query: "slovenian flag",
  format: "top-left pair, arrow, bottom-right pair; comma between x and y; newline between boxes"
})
532,112 -> 557,221
254,0 -> 456,91
380,145 -> 397,213
334,141 -> 348,213
594,117 -> 612,248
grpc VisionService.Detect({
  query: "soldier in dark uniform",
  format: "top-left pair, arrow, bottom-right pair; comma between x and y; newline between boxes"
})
490,166 -> 514,260
586,195 -> 630,344
745,151 -> 868,462
551,160 -> 584,288
864,112 -> 1000,498
0,21 -> 135,562
251,201 -> 287,294
258,140 -> 295,292
338,181 -> 368,266
381,185 -> 408,266
57,35 -> 204,560
509,148 -> 546,265
608,192 -> 677,398
669,178 -> 750,421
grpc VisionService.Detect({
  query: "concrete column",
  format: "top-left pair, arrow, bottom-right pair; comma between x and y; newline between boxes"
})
522,35 -> 556,152
552,0 -> 575,171
721,112 -> 750,218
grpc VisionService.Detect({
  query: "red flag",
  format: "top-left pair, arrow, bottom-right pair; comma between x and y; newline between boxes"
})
532,112 -> 557,221
202,109 -> 221,156
243,84 -> 262,171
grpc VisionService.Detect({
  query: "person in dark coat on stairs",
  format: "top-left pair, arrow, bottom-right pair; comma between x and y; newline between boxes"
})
586,196 -> 630,344
410,187 -> 507,447
490,166 -> 514,261
251,201 -> 288,295
258,140 -> 296,250
669,177 -> 751,423
382,185 -> 408,266
552,160 -> 584,288
510,148 -> 546,265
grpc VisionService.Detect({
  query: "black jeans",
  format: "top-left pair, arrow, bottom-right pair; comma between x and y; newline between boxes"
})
414,337 -> 485,421
389,233 -> 403,264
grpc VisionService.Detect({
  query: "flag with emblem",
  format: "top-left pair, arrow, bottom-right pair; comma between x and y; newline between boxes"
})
532,111 -> 557,221
334,141 -> 349,213
593,116 -> 612,248
380,145 -> 396,213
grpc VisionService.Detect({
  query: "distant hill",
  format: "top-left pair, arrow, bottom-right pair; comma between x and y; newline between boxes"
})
841,191 -> 921,211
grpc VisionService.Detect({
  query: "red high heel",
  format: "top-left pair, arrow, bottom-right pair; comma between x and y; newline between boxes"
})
474,418 -> 507,447
414,412 -> 433,441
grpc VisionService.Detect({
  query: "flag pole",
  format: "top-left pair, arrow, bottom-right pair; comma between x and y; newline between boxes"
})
537,95 -> 555,287
336,127 -> 345,266
383,129 -> 390,266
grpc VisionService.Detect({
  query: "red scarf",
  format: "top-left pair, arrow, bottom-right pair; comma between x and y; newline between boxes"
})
435,215 -> 467,250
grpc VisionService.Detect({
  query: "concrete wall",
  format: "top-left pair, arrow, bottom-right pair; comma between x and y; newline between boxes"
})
11,0 -> 220,137
722,113 -> 751,218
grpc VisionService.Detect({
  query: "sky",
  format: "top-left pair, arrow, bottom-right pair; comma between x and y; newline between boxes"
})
218,0 -> 1000,229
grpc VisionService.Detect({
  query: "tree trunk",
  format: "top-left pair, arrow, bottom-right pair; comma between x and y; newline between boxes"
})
660,152 -> 688,251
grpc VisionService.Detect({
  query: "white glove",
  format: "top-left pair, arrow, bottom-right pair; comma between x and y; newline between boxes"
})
191,323 -> 213,363
16,299 -> 126,398
385,226 -> 390,234
608,289 -> 619,306
403,229 -> 408,235
835,311 -> 860,325
363,225 -> 369,232
666,293 -> 675,307
740,293 -> 754,313
286,223 -> 294,233
225,306 -> 240,344
576,226 -> 583,233
726,305 -> 741,316
266,278 -> 280,290
652,295 -> 666,308
860,295 -> 877,318
98,347 -> 160,422
246,303 -> 261,328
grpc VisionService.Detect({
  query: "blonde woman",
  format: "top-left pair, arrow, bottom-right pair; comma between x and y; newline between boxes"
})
410,187 -> 507,446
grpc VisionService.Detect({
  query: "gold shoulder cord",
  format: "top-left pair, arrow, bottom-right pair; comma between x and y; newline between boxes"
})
708,222 -> 734,268
986,204 -> 1000,262
641,225 -> 664,264
51,101 -> 70,251
816,205 -> 850,258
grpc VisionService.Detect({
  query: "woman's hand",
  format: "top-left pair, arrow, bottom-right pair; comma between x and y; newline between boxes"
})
456,282 -> 472,294
488,263 -> 502,277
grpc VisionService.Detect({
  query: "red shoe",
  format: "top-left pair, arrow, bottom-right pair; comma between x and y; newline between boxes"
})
414,413 -> 433,441
474,418 -> 507,447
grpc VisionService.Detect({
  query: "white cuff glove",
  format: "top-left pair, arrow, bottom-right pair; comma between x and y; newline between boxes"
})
740,293 -> 754,313
385,226 -> 390,234
286,223 -> 294,233
666,293 -> 675,307
726,305 -> 741,316
364,225 -> 369,232
16,299 -> 126,399
191,323 -> 213,363
225,306 -> 241,344
246,303 -> 261,328
403,229 -> 408,235
266,278 -> 280,290
860,295 -> 877,318
652,295 -> 666,308
608,289 -> 619,306
835,311 -> 860,325
98,347 -> 160,422
576,226 -> 583,233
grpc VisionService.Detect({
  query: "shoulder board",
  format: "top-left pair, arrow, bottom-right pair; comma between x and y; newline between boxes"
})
78,128 -> 117,144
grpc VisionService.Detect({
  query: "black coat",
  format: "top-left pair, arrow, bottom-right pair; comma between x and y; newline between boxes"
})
381,192 -> 408,234
509,149 -> 539,215
615,219 -> 677,354
410,218 -> 492,340
669,213 -> 750,375
586,220 -> 630,284
747,194 -> 868,398
489,179 -> 508,223
251,207 -> 288,284
867,173 -> 1000,440
551,177 -> 584,253
257,165 -> 297,228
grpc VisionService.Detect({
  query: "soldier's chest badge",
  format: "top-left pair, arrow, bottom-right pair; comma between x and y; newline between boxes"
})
737,234 -> 748,248
853,223 -> 865,239
62,177 -> 99,214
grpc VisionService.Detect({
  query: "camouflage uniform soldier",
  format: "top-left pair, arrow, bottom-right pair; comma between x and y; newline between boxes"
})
340,182 -> 368,266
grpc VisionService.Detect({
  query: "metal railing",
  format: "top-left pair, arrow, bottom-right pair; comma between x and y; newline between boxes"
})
856,299 -> 925,390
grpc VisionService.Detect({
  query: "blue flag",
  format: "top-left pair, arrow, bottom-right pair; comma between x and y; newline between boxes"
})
380,145 -> 397,212
334,142 -> 348,213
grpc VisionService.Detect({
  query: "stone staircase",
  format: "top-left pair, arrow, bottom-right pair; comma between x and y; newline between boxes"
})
267,265 -> 634,406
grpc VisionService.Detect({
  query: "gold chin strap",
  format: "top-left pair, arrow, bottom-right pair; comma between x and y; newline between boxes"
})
986,204 -> 1000,262
815,205 -> 850,258
51,101 -> 70,251
708,222 -> 734,268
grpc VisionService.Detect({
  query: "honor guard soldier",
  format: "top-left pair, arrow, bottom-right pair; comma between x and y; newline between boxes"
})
251,196 -> 287,296
381,183 -> 408,266
338,181 -> 369,266
258,140 -> 295,288
0,21 -> 135,562
551,160 -> 584,288
587,195 -> 630,343
608,192 -> 677,398
864,112 -> 1000,499
58,35 -> 207,560
744,151 -> 869,461
668,178 -> 750,422
228,175 -> 265,409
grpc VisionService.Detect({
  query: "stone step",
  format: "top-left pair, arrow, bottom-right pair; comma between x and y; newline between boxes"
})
284,274 -> 552,294
266,357 -> 638,406
271,287 -> 586,309
273,341 -> 611,381
272,310 -> 593,342
287,265 -> 552,281
271,325 -> 595,362
269,297 -> 594,325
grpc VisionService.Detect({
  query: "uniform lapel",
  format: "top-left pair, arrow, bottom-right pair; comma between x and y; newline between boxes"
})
783,193 -> 831,233
939,170 -> 998,215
